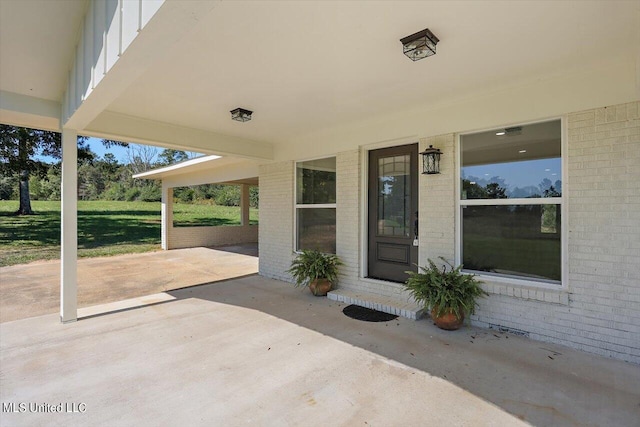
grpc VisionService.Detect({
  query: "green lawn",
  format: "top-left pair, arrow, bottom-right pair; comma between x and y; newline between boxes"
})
0,200 -> 258,267
173,202 -> 258,227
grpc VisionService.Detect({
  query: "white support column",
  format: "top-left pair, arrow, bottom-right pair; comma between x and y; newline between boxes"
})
241,184 -> 250,226
60,128 -> 78,323
161,183 -> 173,250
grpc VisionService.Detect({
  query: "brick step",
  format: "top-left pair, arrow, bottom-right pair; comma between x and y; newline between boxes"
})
327,288 -> 425,320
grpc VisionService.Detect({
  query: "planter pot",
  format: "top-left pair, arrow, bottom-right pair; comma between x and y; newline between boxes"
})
431,308 -> 464,330
309,279 -> 332,296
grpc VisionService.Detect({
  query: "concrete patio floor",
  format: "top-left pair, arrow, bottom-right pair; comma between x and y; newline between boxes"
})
0,244 -> 258,323
1,275 -> 638,427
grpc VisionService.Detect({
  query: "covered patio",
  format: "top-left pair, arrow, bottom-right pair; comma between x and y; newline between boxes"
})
0,244 -> 258,323
2,275 -> 638,426
1,0 -> 638,408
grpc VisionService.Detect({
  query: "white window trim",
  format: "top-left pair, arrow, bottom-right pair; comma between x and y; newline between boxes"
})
455,116 -> 568,290
293,156 -> 337,253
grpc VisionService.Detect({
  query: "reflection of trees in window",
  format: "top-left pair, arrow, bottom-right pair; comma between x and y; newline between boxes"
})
539,178 -> 562,197
462,179 -> 507,199
296,158 -> 337,253
300,169 -> 336,204
463,177 -> 561,199
378,165 -> 411,236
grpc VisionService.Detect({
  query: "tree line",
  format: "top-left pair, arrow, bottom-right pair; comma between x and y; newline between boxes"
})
0,125 -> 258,213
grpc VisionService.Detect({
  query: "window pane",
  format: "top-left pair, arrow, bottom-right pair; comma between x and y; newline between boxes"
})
296,158 -> 336,204
461,120 -> 561,199
297,208 -> 336,253
462,205 -> 561,282
377,154 -> 411,237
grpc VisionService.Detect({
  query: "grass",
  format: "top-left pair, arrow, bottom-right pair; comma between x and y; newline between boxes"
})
0,200 -> 259,267
173,202 -> 258,227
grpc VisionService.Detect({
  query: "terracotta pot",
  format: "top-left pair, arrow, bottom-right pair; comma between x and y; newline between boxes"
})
431,307 -> 464,330
309,279 -> 332,296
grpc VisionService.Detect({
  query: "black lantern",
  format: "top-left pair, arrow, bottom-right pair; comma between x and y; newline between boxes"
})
230,108 -> 252,122
400,28 -> 439,61
420,145 -> 442,174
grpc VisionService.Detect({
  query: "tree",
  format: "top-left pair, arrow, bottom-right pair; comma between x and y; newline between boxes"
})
0,125 -> 126,214
125,144 -> 158,174
158,149 -> 189,166
485,182 -> 507,199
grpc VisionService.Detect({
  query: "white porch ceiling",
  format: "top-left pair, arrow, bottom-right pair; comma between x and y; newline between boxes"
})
0,0 -> 88,102
105,1 -> 639,144
1,0 -> 638,153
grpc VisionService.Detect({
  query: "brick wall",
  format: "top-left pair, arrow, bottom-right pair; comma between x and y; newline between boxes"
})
168,224 -> 257,249
335,150 -> 361,289
418,134 -> 456,266
258,161 -> 294,281
257,101 -> 640,363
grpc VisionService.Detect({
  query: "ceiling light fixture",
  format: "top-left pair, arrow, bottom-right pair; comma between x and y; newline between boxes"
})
496,126 -> 522,136
230,108 -> 252,122
400,28 -> 439,61
519,150 -> 527,154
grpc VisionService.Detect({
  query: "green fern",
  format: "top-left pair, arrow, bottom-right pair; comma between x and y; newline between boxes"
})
287,250 -> 341,287
404,257 -> 488,319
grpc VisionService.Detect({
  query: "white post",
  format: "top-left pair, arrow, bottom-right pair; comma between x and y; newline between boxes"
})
60,128 -> 78,323
241,184 -> 250,226
161,183 -> 173,250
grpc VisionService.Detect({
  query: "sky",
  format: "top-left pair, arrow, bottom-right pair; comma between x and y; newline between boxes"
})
88,137 -> 131,162
36,137 -> 202,165
462,158 -> 561,192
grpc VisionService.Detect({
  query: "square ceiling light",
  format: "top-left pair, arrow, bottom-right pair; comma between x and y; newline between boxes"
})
400,28 -> 439,61
230,108 -> 253,122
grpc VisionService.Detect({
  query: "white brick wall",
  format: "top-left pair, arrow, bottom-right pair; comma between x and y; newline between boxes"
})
335,150 -> 361,289
418,134 -> 456,266
257,101 -> 640,363
258,161 -> 294,281
168,224 -> 257,249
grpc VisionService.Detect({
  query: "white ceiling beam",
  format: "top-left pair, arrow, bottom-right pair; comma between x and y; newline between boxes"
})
0,91 -> 61,131
85,111 -> 273,161
63,0 -> 217,130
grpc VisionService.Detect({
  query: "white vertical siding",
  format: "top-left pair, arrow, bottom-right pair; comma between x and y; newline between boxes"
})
105,0 -> 121,72
62,0 -> 165,123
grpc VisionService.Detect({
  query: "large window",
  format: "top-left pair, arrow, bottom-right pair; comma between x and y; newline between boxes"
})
459,119 -> 562,283
295,157 -> 336,253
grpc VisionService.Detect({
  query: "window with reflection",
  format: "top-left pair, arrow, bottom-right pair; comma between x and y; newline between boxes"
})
295,157 -> 336,253
460,119 -> 562,284
377,155 -> 411,237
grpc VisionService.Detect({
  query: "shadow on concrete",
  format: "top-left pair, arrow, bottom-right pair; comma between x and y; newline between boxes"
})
206,243 -> 258,257
157,274 -> 640,427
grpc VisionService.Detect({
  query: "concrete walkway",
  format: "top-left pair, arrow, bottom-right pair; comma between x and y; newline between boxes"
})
0,244 -> 258,323
1,275 -> 638,427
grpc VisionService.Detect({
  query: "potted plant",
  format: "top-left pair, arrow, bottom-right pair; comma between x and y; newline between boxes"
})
287,250 -> 341,296
403,257 -> 488,330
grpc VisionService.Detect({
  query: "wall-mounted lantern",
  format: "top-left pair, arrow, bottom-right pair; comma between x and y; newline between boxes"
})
420,145 -> 442,174
230,108 -> 253,122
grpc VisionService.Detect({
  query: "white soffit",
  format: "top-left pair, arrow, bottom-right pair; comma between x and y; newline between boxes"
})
133,155 -> 251,180
106,1 -> 639,144
0,0 -> 87,101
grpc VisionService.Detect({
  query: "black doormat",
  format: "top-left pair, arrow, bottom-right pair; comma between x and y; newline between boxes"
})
342,304 -> 398,322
